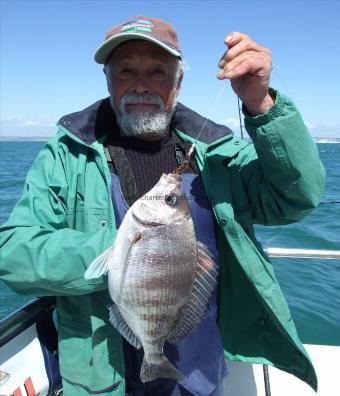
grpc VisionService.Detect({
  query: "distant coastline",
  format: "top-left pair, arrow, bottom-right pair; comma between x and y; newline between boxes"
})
1,135 -> 340,144
313,138 -> 340,144
0,136 -> 51,141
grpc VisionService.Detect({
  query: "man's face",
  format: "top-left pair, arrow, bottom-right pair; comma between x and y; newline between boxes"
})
105,40 -> 182,139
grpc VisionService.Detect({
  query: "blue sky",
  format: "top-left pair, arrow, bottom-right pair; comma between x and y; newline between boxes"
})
1,0 -> 339,138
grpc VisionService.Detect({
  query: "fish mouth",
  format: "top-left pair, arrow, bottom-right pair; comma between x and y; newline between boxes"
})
164,173 -> 181,182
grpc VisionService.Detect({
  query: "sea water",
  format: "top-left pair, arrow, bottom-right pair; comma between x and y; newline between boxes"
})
0,141 -> 339,345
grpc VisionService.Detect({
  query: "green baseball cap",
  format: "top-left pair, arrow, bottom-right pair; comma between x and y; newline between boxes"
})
94,15 -> 182,64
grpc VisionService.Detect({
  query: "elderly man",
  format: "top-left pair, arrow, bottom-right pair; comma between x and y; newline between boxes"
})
0,15 -> 325,396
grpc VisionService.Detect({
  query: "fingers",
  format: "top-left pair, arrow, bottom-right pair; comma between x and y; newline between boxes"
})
217,50 -> 271,80
217,56 -> 267,80
219,33 -> 261,66
217,32 -> 271,80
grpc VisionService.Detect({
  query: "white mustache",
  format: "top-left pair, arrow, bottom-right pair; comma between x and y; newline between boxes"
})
120,93 -> 164,112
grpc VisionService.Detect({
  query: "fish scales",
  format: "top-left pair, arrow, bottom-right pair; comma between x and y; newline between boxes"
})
118,223 -> 196,350
84,173 -> 218,382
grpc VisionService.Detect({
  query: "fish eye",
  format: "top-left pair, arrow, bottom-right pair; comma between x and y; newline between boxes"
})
165,194 -> 179,206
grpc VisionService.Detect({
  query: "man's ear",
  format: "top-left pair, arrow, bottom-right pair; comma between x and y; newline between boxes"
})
103,66 -> 110,92
177,72 -> 183,91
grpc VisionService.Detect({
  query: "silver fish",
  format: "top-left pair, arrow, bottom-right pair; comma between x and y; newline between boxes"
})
85,173 -> 218,382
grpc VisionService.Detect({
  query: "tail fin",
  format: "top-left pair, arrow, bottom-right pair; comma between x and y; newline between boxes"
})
140,355 -> 184,383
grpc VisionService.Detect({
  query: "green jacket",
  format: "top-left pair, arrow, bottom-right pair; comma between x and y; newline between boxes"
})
0,90 -> 325,394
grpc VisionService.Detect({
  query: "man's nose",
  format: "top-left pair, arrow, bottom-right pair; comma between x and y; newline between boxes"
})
133,77 -> 151,95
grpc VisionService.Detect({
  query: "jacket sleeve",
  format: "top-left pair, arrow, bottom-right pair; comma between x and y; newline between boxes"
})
238,89 -> 326,225
0,135 -> 115,296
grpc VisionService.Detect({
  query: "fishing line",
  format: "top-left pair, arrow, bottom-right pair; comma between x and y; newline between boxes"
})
176,60 -> 337,180
272,68 -> 292,98
178,60 -> 253,171
192,81 -> 228,145
237,96 -> 244,139
174,81 -> 228,174
262,226 -> 289,249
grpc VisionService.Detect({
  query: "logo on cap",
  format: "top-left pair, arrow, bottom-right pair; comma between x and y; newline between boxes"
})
121,19 -> 153,33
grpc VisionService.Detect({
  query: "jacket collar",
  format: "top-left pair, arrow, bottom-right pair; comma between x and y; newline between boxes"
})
58,98 -> 115,145
57,98 -> 233,146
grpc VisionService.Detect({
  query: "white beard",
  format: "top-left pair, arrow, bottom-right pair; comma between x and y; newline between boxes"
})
112,93 -> 176,139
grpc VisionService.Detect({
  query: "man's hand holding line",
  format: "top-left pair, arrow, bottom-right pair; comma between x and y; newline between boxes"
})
217,31 -> 274,115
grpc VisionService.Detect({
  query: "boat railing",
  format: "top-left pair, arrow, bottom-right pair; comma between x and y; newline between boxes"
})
0,248 -> 339,395
0,296 -> 56,348
1,248 -> 337,342
264,247 -> 340,260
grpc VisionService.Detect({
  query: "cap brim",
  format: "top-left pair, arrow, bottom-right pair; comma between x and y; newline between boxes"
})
94,32 -> 182,64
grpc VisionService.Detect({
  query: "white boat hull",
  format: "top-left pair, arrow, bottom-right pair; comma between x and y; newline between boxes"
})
223,344 -> 340,395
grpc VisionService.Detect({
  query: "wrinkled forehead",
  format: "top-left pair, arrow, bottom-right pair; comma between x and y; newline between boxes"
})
107,40 -> 178,65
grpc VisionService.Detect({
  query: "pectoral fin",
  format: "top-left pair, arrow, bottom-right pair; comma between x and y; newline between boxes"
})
84,230 -> 142,280
84,245 -> 115,279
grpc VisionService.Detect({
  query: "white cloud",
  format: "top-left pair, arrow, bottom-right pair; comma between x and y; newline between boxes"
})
0,116 -> 25,123
219,117 -> 241,130
23,120 -> 40,127
1,114 -> 339,138
304,121 -> 340,138
0,115 -> 59,136
219,118 -> 340,138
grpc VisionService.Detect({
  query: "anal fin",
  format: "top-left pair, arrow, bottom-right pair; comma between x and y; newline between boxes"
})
109,304 -> 142,349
